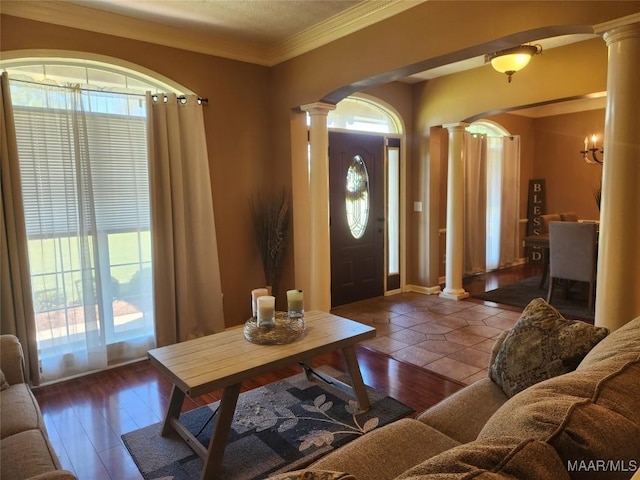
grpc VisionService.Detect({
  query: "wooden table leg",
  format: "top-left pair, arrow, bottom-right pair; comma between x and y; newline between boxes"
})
341,345 -> 371,412
200,382 -> 242,480
161,385 -> 185,436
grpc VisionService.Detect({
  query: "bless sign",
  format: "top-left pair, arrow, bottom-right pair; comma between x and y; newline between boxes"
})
526,179 -> 546,262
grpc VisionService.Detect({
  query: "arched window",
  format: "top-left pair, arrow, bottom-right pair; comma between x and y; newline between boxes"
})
1,55 -> 185,94
328,95 -> 402,134
466,120 -> 510,137
305,94 -> 403,134
1,54 -> 188,382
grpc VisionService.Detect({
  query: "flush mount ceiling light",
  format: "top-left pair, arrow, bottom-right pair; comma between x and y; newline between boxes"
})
486,44 -> 542,83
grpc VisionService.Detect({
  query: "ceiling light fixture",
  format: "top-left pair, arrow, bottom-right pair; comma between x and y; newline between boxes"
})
486,44 -> 542,83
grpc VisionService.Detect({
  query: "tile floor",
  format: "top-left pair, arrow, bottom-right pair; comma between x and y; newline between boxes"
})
332,293 -> 523,385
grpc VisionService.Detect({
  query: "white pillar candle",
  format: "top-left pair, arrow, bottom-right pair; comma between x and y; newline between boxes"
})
251,288 -> 269,318
257,295 -> 275,327
287,289 -> 304,318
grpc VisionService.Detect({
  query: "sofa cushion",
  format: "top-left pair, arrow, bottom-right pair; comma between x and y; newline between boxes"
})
0,383 -> 45,439
311,418 -> 460,480
578,316 -> 640,370
394,437 -> 570,479
0,429 -> 62,480
480,352 -> 640,480
0,335 -> 25,385
417,378 -> 508,444
489,298 -> 608,397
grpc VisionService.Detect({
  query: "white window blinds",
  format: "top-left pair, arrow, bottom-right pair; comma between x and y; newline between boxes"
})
11,83 -> 149,237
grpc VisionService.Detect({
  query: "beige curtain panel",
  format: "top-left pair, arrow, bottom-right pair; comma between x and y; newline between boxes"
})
147,93 -> 224,346
463,132 -> 488,275
0,72 -> 40,385
499,136 -> 521,268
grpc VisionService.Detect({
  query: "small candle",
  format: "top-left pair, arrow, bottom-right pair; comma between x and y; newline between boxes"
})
584,136 -> 588,151
287,289 -> 304,318
257,295 -> 275,328
591,134 -> 597,149
251,288 -> 268,318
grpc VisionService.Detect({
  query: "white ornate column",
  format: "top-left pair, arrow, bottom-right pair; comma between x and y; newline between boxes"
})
440,123 -> 470,301
300,102 -> 336,312
594,18 -> 640,331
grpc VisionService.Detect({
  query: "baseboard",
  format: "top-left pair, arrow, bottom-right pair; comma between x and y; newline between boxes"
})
406,284 -> 442,295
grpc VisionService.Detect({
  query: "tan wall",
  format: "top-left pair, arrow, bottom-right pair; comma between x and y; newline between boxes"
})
1,14 -> 272,326
2,0 -> 636,323
532,109 -> 604,220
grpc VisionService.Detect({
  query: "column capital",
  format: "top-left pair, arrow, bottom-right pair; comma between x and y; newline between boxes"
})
300,102 -> 336,116
443,122 -> 470,132
602,21 -> 640,46
595,12 -> 640,36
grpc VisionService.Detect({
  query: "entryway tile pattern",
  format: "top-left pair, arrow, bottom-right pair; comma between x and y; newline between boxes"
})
332,293 -> 522,385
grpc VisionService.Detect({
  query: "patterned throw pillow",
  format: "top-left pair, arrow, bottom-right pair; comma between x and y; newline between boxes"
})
489,298 -> 608,397
268,471 -> 356,480
0,369 -> 9,390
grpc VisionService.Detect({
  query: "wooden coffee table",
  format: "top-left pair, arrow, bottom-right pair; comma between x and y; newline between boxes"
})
147,310 -> 376,480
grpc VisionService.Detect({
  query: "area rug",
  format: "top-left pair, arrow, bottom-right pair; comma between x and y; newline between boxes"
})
472,276 -> 594,322
122,366 -> 413,480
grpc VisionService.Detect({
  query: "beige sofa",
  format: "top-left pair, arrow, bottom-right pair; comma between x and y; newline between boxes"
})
0,335 -> 77,480
271,299 -> 640,480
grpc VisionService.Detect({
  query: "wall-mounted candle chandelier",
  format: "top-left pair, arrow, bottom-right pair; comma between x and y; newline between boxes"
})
581,134 -> 604,165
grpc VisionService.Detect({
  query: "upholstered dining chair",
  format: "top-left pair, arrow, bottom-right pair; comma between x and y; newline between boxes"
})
533,213 -> 562,289
547,221 -> 598,311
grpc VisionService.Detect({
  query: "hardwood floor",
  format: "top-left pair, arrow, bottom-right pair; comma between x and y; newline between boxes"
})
32,264 -> 539,480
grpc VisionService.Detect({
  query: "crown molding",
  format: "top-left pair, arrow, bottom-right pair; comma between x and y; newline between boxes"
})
1,0 -> 425,66
1,1 -> 272,65
594,12 -> 640,35
268,0 -> 427,65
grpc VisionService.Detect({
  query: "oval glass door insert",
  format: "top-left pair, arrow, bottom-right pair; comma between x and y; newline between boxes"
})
345,155 -> 370,239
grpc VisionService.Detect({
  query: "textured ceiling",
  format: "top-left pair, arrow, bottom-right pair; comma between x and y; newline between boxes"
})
2,0 -> 606,115
73,0 -> 363,45
3,0 -> 419,65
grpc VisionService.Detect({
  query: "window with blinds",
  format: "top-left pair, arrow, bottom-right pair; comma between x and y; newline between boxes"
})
10,79 -> 154,354
15,104 -> 150,237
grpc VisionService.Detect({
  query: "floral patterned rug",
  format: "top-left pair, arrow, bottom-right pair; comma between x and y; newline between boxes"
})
122,366 -> 413,480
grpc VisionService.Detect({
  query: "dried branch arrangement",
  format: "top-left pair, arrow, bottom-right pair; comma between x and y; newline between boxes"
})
250,189 -> 291,289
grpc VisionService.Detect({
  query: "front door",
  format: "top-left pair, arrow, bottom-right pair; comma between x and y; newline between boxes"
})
329,132 -> 385,307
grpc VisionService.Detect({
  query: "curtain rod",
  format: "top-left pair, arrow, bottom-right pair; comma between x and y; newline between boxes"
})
8,77 -> 207,104
152,94 -> 208,105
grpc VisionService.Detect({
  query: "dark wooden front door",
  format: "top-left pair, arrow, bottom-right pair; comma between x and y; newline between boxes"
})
329,132 -> 385,307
